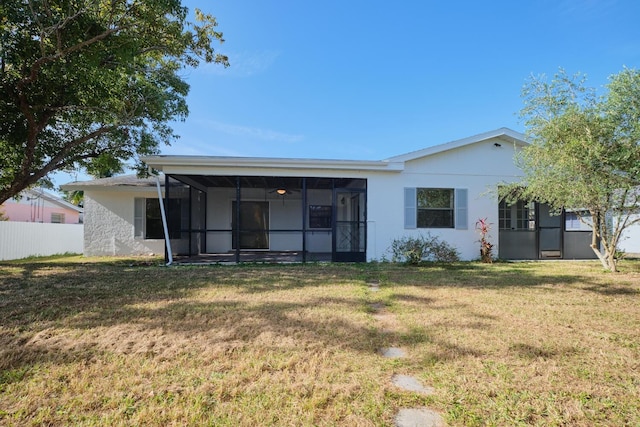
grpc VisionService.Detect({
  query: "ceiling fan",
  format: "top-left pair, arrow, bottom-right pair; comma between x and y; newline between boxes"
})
268,188 -> 299,196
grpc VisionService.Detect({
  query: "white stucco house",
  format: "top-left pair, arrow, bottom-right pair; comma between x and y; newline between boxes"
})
62,128 -> 598,263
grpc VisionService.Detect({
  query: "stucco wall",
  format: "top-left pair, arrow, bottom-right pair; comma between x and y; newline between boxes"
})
366,138 -> 523,261
84,189 -> 164,256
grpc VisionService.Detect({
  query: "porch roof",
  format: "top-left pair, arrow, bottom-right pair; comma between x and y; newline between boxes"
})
141,155 -> 405,175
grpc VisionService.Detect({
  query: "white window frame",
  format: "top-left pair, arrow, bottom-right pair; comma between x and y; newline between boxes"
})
404,187 -> 467,230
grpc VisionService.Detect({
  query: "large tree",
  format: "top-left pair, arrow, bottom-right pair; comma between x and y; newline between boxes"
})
0,0 -> 228,204
507,68 -> 640,272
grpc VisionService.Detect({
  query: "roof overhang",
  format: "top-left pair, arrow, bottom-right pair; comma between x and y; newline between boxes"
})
141,155 -> 405,175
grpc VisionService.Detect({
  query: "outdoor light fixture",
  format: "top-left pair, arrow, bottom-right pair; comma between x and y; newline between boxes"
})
276,188 -> 287,195
494,142 -> 502,147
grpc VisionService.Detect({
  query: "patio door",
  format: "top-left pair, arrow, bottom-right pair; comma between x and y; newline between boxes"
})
232,201 -> 269,250
539,203 -> 562,258
333,189 -> 366,262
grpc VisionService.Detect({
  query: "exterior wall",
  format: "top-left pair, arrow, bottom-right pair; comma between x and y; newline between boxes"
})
366,138 -> 522,261
0,222 -> 83,260
618,214 -> 640,255
83,189 -> 164,256
74,132 -> 527,261
2,197 -> 81,223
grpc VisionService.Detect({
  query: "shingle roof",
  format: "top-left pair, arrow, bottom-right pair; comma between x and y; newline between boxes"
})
60,174 -> 160,190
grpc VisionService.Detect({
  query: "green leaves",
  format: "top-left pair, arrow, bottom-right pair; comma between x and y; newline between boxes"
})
0,0 -> 228,203
512,68 -> 640,271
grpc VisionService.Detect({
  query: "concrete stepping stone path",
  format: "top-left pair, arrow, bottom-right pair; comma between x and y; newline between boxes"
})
380,347 -> 407,358
367,285 -> 445,426
395,408 -> 444,427
391,374 -> 435,395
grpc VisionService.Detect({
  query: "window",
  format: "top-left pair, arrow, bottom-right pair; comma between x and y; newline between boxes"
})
309,205 -> 332,228
417,188 -> 454,228
50,212 -> 65,223
565,211 -> 592,231
499,200 -> 535,230
134,198 -> 181,239
404,187 -> 467,229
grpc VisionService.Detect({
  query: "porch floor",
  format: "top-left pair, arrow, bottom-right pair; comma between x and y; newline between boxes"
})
172,251 -> 332,264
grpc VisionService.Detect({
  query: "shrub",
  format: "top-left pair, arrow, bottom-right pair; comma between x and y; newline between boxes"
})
475,217 -> 494,263
389,233 -> 460,264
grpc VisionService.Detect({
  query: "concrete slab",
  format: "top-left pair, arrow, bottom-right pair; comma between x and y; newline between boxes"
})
380,347 -> 406,358
395,408 -> 444,427
392,374 -> 435,395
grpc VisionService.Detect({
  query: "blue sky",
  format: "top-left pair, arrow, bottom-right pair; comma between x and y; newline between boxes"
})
56,0 -> 640,186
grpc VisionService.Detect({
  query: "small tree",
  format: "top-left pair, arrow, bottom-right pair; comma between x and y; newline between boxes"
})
504,68 -> 640,272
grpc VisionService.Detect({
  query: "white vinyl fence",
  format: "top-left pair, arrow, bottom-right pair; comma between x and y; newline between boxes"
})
0,222 -> 83,260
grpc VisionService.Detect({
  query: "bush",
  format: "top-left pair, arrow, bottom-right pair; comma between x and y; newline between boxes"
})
389,233 -> 460,264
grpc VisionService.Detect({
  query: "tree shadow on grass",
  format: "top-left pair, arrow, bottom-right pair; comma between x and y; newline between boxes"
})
0,261 -> 429,382
1,259 -> 638,385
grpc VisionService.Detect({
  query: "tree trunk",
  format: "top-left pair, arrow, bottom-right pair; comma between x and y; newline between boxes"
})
591,243 -> 618,272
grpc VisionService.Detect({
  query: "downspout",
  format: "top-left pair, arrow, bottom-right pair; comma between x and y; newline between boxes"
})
154,172 -> 173,266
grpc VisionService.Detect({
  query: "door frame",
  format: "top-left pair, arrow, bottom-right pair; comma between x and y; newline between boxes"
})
332,188 -> 366,262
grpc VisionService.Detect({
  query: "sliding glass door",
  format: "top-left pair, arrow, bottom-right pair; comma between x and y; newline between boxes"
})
232,201 -> 269,250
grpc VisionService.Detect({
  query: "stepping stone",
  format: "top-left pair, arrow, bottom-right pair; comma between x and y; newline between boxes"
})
391,374 -> 435,395
380,347 -> 406,358
395,408 -> 444,427
370,302 -> 385,311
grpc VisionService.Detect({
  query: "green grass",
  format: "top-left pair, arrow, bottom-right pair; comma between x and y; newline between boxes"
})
1,257 -> 639,426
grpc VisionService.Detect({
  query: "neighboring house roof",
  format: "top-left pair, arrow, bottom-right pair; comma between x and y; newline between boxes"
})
5,188 -> 83,213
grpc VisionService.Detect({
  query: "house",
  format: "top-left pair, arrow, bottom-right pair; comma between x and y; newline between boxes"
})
61,128 -> 597,263
1,188 -> 83,224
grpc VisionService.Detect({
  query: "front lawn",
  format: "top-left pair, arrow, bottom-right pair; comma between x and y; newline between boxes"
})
0,257 -> 638,426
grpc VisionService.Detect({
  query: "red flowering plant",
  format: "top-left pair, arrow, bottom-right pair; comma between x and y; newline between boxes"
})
475,217 -> 494,263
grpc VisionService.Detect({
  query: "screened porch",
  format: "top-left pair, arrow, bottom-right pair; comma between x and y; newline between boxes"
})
163,175 -> 367,263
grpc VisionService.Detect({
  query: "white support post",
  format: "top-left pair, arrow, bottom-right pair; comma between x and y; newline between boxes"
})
155,174 -> 173,266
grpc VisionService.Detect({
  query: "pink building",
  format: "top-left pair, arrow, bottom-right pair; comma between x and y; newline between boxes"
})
1,189 -> 83,224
